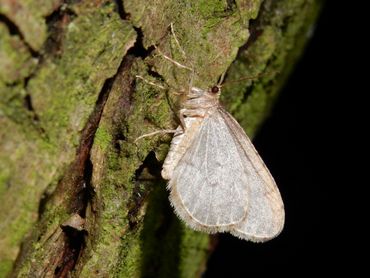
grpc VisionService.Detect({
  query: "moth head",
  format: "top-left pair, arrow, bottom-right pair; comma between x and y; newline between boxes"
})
207,85 -> 221,98
210,85 -> 221,94
189,86 -> 221,100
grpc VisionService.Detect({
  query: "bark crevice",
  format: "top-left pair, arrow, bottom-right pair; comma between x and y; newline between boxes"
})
0,13 -> 38,57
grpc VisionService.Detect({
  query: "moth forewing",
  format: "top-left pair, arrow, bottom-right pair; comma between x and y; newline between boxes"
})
167,110 -> 250,232
161,117 -> 203,181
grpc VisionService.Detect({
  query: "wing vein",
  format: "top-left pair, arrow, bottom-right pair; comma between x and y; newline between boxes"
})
218,107 -> 276,191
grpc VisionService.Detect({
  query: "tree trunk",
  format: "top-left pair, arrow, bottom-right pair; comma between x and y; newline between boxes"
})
0,0 -> 322,277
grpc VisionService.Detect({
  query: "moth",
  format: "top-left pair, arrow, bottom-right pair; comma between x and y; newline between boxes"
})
161,84 -> 285,242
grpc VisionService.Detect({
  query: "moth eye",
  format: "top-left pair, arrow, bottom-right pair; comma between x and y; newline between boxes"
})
211,86 -> 219,94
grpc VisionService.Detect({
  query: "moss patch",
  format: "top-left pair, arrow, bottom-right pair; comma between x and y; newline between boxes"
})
0,1 -> 136,276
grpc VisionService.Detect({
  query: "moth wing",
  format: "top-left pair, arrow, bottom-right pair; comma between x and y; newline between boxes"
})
162,117 -> 203,181
218,108 -> 285,242
168,110 -> 250,232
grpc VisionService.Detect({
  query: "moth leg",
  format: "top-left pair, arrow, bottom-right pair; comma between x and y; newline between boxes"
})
135,107 -> 203,144
155,22 -> 191,70
134,129 -> 178,143
135,75 -> 166,90
155,46 -> 192,71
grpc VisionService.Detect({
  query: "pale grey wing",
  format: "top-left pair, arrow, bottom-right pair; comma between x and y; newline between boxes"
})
168,110 -> 250,233
218,108 -> 285,242
162,117 -> 203,181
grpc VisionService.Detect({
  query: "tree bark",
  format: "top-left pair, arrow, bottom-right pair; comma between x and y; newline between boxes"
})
0,0 -> 322,277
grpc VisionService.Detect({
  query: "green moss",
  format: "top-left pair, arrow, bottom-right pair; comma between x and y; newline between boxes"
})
0,0 -> 63,51
222,0 -> 322,136
0,24 -> 37,84
0,155 -> 11,196
94,127 -> 113,152
178,228 -> 209,278
125,0 -> 257,90
192,0 -> 228,18
77,147 -> 139,276
0,119 -> 53,275
0,259 -> 13,277
139,182 -> 209,277
0,83 -> 41,134
115,231 -> 143,277
1,1 -> 137,276
29,5 -> 136,152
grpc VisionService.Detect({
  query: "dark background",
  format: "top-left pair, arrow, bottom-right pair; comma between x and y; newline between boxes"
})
204,1 -> 360,275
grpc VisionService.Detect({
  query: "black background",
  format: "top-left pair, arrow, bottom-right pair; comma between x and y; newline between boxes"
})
204,1 -> 361,276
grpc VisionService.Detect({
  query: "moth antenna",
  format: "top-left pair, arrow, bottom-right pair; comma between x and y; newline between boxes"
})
155,24 -> 196,96
170,22 -> 187,59
217,71 -> 227,86
221,70 -> 279,87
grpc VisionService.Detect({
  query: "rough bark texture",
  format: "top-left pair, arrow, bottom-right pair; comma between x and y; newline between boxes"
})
0,0 -> 322,277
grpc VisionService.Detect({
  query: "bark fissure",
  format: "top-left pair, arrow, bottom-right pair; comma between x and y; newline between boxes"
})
129,26 -> 156,58
0,13 -> 39,57
12,47 -> 139,277
0,2 -> 76,136
128,151 -> 163,229
44,64 -> 124,277
22,94 -> 46,135
50,29 -> 163,271
44,4 -> 76,59
115,0 -> 129,20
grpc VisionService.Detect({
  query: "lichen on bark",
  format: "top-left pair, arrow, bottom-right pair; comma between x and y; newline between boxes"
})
0,0 -> 322,277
